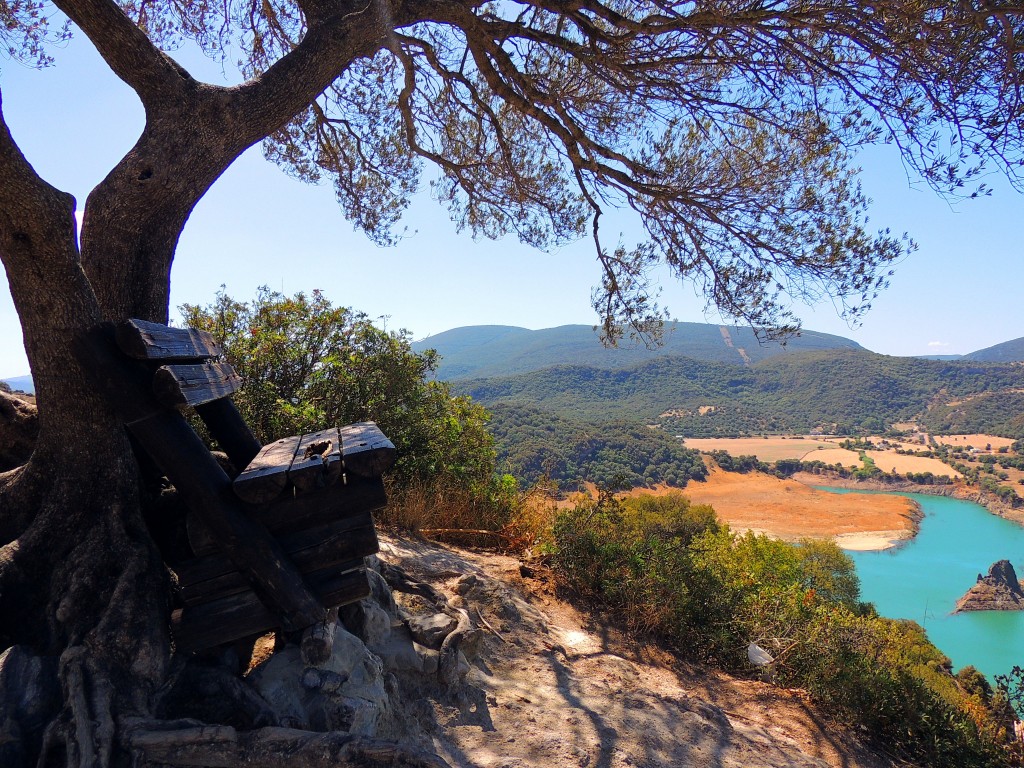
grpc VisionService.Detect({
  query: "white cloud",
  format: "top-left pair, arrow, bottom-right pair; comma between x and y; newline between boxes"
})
927,341 -> 949,348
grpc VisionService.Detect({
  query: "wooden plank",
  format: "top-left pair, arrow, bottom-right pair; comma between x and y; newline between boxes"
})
176,515 -> 378,605
126,409 -> 325,631
340,422 -> 397,478
171,567 -> 370,652
256,476 -> 387,541
289,428 -> 342,493
116,318 -> 222,361
187,478 -> 387,556
194,398 -> 262,473
153,363 -> 242,408
233,435 -> 301,504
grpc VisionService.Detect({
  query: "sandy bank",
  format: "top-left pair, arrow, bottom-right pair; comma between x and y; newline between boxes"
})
678,468 -> 921,551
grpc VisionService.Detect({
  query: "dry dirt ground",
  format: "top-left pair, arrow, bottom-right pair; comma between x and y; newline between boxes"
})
641,467 -> 921,550
380,535 -> 905,768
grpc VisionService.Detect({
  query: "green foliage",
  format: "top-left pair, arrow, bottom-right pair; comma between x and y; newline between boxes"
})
552,495 -> 1015,765
486,403 -> 707,489
458,348 -> 1024,439
413,322 -> 863,381
180,288 -> 497,496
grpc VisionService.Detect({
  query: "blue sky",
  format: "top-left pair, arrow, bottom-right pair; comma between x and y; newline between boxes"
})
1,31 -> 1022,378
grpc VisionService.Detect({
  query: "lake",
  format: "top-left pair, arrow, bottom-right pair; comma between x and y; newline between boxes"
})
825,488 -> 1024,681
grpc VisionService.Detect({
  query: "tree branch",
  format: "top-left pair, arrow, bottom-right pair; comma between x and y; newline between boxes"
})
52,0 -> 189,103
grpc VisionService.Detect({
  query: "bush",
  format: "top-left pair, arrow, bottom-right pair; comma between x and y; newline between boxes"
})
181,288 -> 515,529
551,492 -> 1016,766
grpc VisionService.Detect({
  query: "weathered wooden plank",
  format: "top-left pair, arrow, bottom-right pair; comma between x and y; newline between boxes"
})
186,479 -> 386,557
171,567 -> 370,652
288,428 -> 342,493
126,409 -> 325,631
176,515 -> 377,605
153,363 -> 242,409
340,422 -> 397,478
194,398 -> 262,473
233,435 -> 302,504
74,324 -> 166,424
256,476 -> 387,541
116,318 -> 222,361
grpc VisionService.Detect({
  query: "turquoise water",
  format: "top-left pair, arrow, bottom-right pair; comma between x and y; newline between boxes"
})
825,488 -> 1024,680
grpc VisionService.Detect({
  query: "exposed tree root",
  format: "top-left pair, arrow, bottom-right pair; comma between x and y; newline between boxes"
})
0,389 -> 36,473
379,562 -> 481,688
120,720 -> 453,768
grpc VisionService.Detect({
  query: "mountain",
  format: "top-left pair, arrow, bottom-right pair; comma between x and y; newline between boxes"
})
456,348 -> 1024,438
1,375 -> 34,394
413,322 -> 863,380
964,336 -> 1024,363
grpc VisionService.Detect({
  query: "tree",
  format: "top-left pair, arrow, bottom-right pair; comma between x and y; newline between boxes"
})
180,287 -> 498,493
0,1 -> 1022,766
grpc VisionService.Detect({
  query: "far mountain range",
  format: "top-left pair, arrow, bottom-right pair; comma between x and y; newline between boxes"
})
410,323 -> 1024,488
411,323 -> 1024,380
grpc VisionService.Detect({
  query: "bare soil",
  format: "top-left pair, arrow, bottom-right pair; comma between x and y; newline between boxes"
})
671,467 -> 920,549
381,535 -> 904,768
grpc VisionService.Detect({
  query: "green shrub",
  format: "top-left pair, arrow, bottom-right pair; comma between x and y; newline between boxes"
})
181,288 -> 516,529
551,493 -> 1016,766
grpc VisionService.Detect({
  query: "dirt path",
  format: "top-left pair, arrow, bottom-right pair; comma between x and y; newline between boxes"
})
381,536 -> 905,768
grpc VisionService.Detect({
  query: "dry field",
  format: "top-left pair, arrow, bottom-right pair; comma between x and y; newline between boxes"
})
864,451 -> 959,477
810,447 -> 861,466
681,437 -> 837,462
933,434 -> 1017,450
625,468 -> 920,550
686,437 -> 958,477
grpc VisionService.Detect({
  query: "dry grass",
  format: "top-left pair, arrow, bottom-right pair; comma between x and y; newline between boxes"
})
620,468 -> 919,549
864,451 -> 958,477
932,434 -> 1017,450
382,481 -> 510,533
681,437 -> 838,462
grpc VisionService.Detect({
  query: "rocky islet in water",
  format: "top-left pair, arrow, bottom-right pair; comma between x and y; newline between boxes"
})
954,559 -> 1024,613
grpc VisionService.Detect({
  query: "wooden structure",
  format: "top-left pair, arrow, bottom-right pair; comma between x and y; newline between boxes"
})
79,319 -> 394,652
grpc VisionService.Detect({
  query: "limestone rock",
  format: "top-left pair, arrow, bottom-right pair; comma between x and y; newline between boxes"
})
954,559 -> 1024,612
248,624 -> 389,734
407,612 -> 458,650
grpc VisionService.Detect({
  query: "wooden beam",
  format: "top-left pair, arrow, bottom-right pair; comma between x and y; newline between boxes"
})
233,435 -> 301,504
175,513 -> 378,605
127,409 -> 325,631
194,398 -> 262,472
171,567 -> 370,652
187,478 -> 387,556
153,363 -> 243,409
340,422 -> 396,478
116,318 -> 222,361
289,428 -> 342,493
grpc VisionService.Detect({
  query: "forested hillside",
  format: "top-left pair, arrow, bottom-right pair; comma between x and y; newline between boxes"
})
459,349 -> 1024,440
965,336 -> 1024,363
413,322 -> 863,379
487,403 -> 708,488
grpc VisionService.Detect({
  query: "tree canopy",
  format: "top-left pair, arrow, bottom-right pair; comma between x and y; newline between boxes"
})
5,0 -> 1023,338
2,1 -> 1024,767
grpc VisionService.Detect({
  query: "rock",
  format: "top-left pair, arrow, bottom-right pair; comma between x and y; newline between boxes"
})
249,624 -> 389,734
407,612 -> 458,649
954,559 -> 1024,612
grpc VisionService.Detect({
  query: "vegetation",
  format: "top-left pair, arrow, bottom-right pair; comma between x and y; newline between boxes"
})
487,403 -> 707,489
459,349 -> 1024,440
414,322 -> 862,380
3,0 -> 1024,763
181,288 -> 516,525
551,492 -> 1018,766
